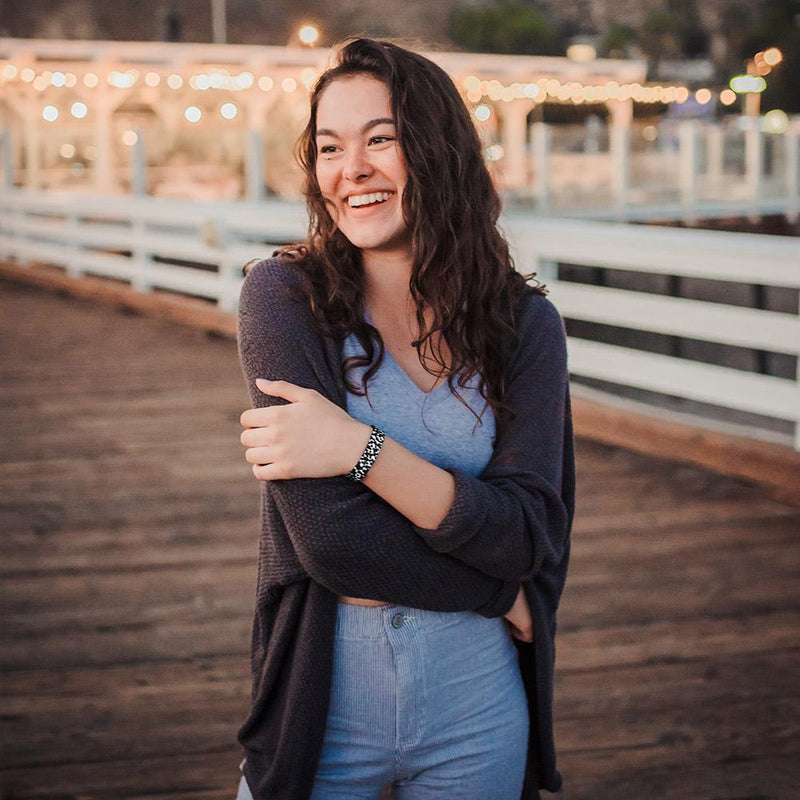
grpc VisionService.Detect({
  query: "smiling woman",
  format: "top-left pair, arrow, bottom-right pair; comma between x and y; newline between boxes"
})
235,38 -> 575,800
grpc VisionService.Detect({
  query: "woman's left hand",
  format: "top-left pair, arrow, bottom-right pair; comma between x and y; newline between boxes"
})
504,586 -> 534,643
240,379 -> 372,481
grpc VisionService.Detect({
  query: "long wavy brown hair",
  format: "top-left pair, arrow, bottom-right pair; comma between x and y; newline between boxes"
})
257,37 -> 545,424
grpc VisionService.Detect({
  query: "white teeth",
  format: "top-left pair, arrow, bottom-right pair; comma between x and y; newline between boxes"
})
348,192 -> 391,208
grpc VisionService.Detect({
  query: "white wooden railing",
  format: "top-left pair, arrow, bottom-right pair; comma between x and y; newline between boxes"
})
2,188 -> 799,449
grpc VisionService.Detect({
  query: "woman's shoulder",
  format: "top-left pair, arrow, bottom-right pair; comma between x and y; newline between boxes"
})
238,255 -> 316,335
242,255 -> 309,295
514,288 -> 566,342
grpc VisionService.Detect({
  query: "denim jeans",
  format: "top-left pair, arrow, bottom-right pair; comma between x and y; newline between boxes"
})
236,602 -> 529,800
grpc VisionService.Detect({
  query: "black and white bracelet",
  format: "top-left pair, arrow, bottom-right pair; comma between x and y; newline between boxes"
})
346,425 -> 386,482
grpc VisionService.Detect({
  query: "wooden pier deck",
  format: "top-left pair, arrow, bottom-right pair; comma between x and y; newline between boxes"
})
2,278 -> 799,800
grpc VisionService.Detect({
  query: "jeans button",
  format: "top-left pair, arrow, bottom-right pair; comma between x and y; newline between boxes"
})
391,612 -> 405,629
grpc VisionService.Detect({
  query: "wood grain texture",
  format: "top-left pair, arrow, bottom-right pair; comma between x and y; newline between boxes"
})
2,278 -> 799,799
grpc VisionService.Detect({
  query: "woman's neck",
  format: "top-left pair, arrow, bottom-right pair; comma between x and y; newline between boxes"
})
361,250 -> 415,326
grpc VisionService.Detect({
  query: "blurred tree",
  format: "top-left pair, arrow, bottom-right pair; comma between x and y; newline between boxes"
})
668,0 -> 708,58
163,5 -> 182,41
599,24 -> 637,58
638,9 -> 681,76
449,0 -> 563,56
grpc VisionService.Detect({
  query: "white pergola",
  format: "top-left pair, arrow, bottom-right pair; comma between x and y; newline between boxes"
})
0,38 -> 649,198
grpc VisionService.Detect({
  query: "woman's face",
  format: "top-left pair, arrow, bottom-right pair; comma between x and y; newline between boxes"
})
314,74 -> 411,258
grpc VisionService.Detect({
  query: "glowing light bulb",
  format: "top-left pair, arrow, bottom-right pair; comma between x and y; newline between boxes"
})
695,88 -> 712,104
298,25 -> 319,45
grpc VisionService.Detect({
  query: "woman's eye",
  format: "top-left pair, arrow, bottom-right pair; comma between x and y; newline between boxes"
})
319,145 -> 338,154
370,136 -> 393,145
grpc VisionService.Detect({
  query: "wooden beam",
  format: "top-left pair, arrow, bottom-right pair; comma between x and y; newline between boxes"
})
0,260 -> 236,338
572,390 -> 800,507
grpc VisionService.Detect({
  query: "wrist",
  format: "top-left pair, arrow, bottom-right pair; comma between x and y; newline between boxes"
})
342,420 -> 373,475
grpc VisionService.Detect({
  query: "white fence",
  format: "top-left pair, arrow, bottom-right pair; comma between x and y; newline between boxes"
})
2,189 -> 799,449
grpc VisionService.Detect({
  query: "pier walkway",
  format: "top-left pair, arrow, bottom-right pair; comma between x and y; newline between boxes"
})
2,279 -> 799,799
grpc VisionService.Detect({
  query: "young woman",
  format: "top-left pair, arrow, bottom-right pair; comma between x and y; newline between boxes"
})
236,38 -> 574,800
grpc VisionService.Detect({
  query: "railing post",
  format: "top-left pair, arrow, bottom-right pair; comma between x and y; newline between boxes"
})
705,123 -> 724,188
200,218 -> 236,311
786,118 -> 799,224
794,285 -> 800,452
1,128 -> 13,190
679,121 -> 698,225
218,252 -> 241,314
744,119 -> 764,222
610,125 -> 630,220
532,122 -> 550,213
65,210 -> 85,279
130,209 -> 152,294
131,129 -> 147,196
246,129 -> 266,202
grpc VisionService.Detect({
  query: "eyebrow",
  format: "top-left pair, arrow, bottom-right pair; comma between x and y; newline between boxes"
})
315,117 -> 395,139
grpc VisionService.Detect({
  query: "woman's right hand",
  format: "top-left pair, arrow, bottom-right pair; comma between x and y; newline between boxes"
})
504,586 -> 534,643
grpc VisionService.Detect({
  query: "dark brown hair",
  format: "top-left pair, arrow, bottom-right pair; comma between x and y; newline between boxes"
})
260,37 -> 545,423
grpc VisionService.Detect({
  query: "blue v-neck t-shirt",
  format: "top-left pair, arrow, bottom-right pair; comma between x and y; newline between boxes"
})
342,331 -> 496,478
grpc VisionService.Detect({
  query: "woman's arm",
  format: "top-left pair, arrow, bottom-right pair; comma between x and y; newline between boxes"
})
245,378 -> 455,530
238,259 -> 518,617
407,296 -> 572,583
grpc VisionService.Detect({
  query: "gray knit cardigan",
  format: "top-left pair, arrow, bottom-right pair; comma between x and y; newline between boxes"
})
236,257 -> 575,800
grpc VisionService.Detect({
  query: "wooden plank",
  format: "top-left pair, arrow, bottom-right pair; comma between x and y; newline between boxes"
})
569,338 -> 800,420
1,617 -> 252,671
0,752 -> 245,800
556,610 -> 800,672
553,279 -> 800,354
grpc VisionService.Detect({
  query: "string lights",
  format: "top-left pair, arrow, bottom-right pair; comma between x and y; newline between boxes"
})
0,46 -> 787,127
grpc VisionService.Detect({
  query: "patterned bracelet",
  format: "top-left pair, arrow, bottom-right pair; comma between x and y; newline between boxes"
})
346,425 -> 386,482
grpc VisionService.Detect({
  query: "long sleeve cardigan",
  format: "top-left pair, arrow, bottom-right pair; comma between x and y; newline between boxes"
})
236,257 -> 575,800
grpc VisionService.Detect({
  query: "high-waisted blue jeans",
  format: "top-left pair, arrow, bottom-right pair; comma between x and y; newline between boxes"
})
237,602 -> 529,800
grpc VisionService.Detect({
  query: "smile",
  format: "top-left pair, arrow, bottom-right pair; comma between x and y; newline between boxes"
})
348,191 -> 393,208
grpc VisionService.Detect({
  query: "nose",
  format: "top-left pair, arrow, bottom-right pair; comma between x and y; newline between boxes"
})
342,147 -> 373,183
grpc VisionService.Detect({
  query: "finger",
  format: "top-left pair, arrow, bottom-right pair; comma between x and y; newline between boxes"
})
506,621 -> 534,643
252,462 -> 289,481
240,406 -> 280,428
256,379 -> 313,404
240,427 -> 275,447
244,446 -> 275,465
